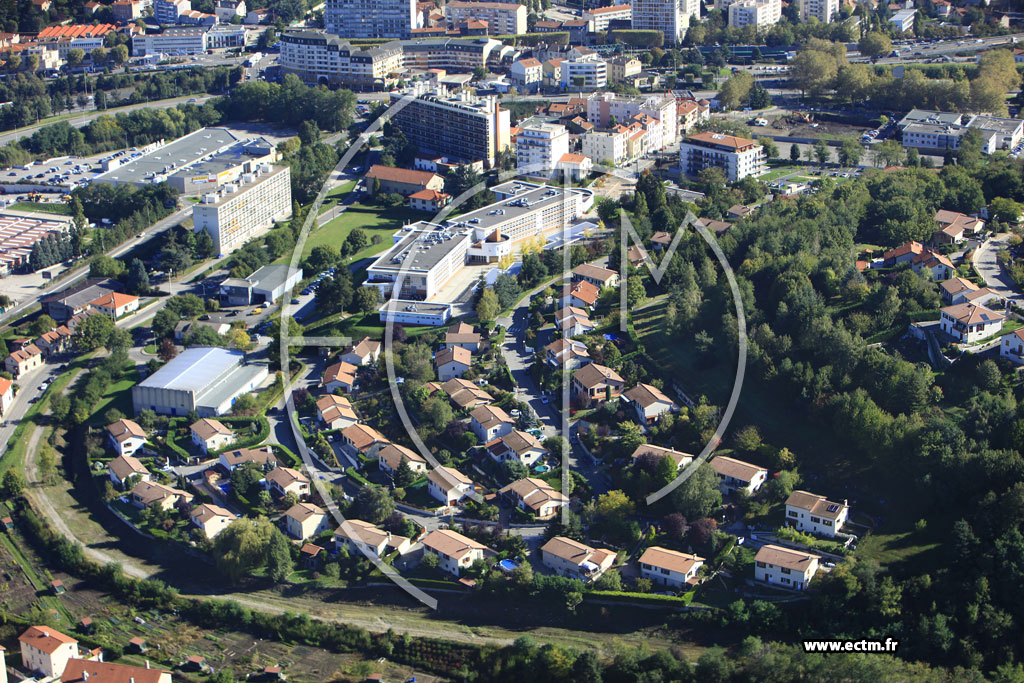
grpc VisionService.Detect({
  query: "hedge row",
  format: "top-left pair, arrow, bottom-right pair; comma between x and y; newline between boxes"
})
586,589 -> 690,605
346,467 -> 372,486
210,416 -> 271,455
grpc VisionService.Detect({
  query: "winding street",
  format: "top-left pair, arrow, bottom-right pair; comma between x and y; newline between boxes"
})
974,233 -> 1024,308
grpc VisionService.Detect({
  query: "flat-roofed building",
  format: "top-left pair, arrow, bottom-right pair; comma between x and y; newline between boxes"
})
325,0 -> 419,38
388,86 -> 510,167
280,31 -> 405,89
632,0 -> 698,44
561,56 -> 607,89
132,347 -> 269,417
583,3 -> 632,31
445,0 -> 526,34
680,131 -> 765,181
192,165 -> 292,256
729,0 -> 781,26
799,0 -> 837,22
517,122 -> 569,178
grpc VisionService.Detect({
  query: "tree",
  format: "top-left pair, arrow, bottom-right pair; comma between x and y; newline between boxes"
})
838,140 -> 862,167
990,197 -> 1023,223
790,143 -> 801,162
355,486 -> 395,524
67,48 -> 84,68
663,512 -> 687,540
472,66 -> 488,81
108,44 -> 128,65
354,286 -> 381,313
758,137 -> 778,159
747,83 -> 771,109
717,71 -> 753,110
265,528 -> 293,582
394,460 -> 417,487
90,47 -> 106,65
227,327 -> 253,351
76,314 -> 115,351
874,139 -> 905,168
957,128 -> 983,170
213,517 -> 277,583
231,394 -> 258,416
734,425 -> 762,452
814,139 -> 831,166
29,314 -> 56,337
2,470 -> 25,498
671,462 -> 722,520
158,338 -> 177,362
476,288 -> 499,326
126,258 -> 150,294
626,274 -> 646,307
858,31 -> 891,59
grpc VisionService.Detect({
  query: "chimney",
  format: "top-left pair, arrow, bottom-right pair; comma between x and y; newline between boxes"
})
82,673 -> 89,681
146,660 -> 151,669
844,499 -> 848,506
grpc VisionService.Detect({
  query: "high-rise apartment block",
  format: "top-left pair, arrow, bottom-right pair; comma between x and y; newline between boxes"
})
517,123 -> 569,178
631,0 -> 698,44
325,0 -> 419,39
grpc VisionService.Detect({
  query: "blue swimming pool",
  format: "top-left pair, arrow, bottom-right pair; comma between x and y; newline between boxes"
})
498,560 -> 518,572
533,464 -> 551,473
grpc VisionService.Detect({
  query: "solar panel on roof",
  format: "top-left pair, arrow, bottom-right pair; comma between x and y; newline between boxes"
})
826,504 -> 839,513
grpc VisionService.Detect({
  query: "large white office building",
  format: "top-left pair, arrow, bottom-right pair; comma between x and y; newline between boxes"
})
517,123 -> 570,178
631,0 -> 698,44
192,165 -> 292,256
132,347 -> 268,417
324,0 -> 419,39
799,0 -> 838,23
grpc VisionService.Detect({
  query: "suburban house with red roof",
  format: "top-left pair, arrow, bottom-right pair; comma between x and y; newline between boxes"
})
940,302 -> 1005,343
365,165 -> 444,197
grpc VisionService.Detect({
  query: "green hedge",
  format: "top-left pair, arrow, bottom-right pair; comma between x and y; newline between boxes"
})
409,577 -> 458,590
210,416 -> 271,455
496,31 -> 569,47
346,467 -> 371,486
270,443 -> 300,468
586,589 -> 692,605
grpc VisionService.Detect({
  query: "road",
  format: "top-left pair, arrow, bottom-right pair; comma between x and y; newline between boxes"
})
974,233 -> 1024,307
0,94 -> 215,148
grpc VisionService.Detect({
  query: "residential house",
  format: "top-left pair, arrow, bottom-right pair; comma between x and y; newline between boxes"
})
1000,327 -> 1024,365
785,490 -> 850,538
630,444 -> 693,472
421,528 -> 487,577
435,377 -> 492,410
316,394 -> 359,430
560,279 -> 601,310
427,465 -> 474,505
365,165 -> 445,198
695,217 -> 731,235
557,152 -> 593,182
283,502 -> 329,540
510,57 -> 543,89
710,455 -> 767,495
542,58 -> 563,88
18,626 -> 80,678
910,250 -> 955,281
572,263 -> 619,289
340,336 -> 382,366
470,404 -> 514,442
340,423 -> 389,460
435,345 -> 472,381
939,276 -> 978,304
677,99 -> 710,133
130,480 -> 193,511
540,536 -> 616,582
378,442 -> 428,477
35,326 -> 72,357
727,204 -> 755,220
334,518 -> 411,557
881,241 -> 924,266
499,477 -> 567,519
106,418 -> 147,457
62,660 -> 173,683
266,466 -> 310,499
218,446 -> 276,471
5,343 -> 43,378
934,209 -> 984,245
572,363 -> 624,406
89,292 -> 140,320
545,338 -> 591,370
940,302 -> 1005,343
323,360 -> 358,393
444,322 -> 482,352
624,383 -> 677,424
638,546 -> 705,589
190,418 -> 234,454
485,429 -> 547,467
754,544 -> 820,590
300,543 -> 323,570
555,306 -> 595,337
107,454 -> 151,489
626,244 -> 648,267
409,189 -> 452,212
0,376 -> 12,416
190,503 -> 237,539
650,231 -> 674,251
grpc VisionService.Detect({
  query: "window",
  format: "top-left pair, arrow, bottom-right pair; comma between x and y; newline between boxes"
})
781,567 -> 791,574
661,568 -> 670,575
756,561 -> 766,568
824,520 -> 833,526
781,577 -> 790,584
810,516 -> 820,524
788,510 -> 798,518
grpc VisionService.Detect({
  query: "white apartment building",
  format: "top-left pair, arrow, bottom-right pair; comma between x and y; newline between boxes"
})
889,7 -> 916,31
280,31 -> 404,89
445,0 -> 527,35
517,122 -> 569,178
586,92 -> 678,151
583,3 -> 632,31
679,131 -> 765,181
582,127 -> 628,166
324,0 -> 419,38
632,0 -> 698,44
561,56 -> 607,89
154,0 -> 190,23
192,165 -> 292,256
509,57 -> 542,88
729,0 -> 781,26
799,0 -> 838,22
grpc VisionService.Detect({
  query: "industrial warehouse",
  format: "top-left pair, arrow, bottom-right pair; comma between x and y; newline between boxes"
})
131,347 -> 269,417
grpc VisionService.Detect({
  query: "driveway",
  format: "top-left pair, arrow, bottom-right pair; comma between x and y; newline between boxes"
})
974,233 -> 1024,306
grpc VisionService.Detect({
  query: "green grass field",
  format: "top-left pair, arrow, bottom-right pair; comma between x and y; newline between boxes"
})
89,370 -> 140,426
275,201 -> 421,268
9,202 -> 71,215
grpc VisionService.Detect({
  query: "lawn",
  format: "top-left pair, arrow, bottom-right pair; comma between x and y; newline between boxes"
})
9,201 -> 71,215
304,311 -> 439,341
89,370 -> 140,426
758,167 -> 801,183
273,201 -> 420,268
317,179 -> 358,214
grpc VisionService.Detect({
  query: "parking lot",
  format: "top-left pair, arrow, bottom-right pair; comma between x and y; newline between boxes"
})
2,150 -> 110,191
